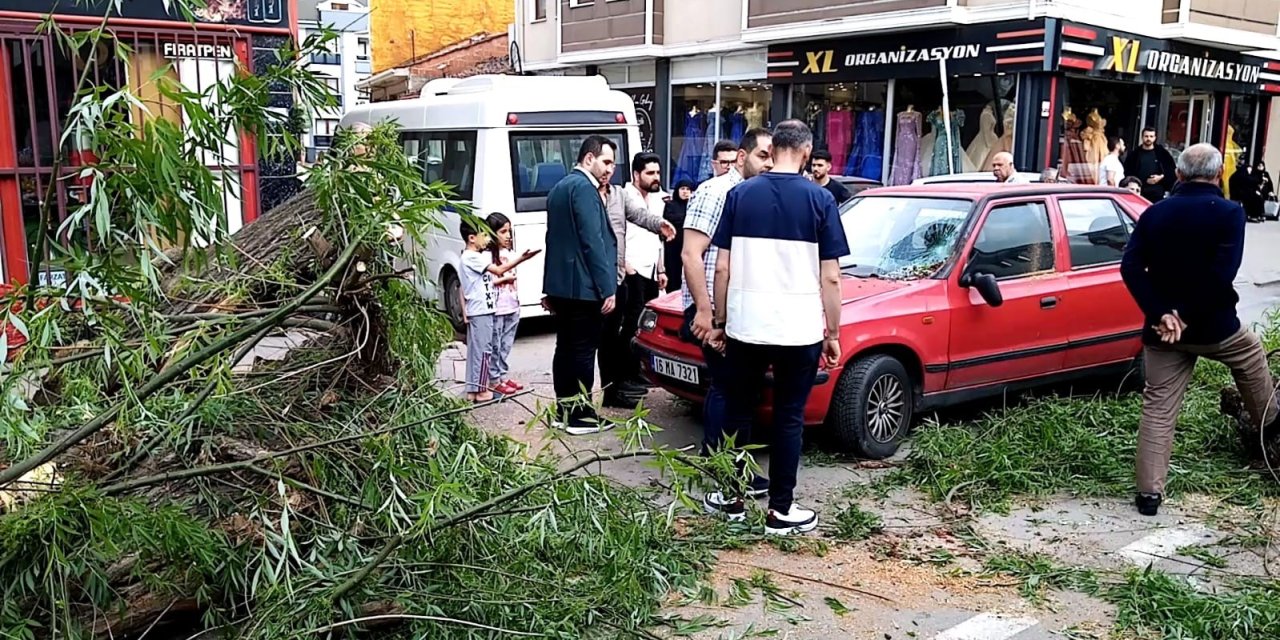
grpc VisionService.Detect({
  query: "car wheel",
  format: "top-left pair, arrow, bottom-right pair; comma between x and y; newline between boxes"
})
442,268 -> 465,332
829,354 -> 914,459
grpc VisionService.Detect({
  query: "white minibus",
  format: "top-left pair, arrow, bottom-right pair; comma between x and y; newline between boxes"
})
340,74 -> 642,328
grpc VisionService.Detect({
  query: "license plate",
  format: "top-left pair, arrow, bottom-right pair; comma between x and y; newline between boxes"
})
652,356 -> 699,385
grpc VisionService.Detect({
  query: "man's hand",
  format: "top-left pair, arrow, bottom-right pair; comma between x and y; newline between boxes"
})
657,273 -> 668,291
602,295 -> 617,315
822,337 -> 841,369
541,296 -> 554,315
1147,174 -> 1163,185
692,309 -> 715,342
706,328 -> 727,354
659,220 -> 677,242
1154,311 -> 1187,344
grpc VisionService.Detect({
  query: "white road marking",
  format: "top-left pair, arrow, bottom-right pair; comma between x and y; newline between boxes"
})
933,613 -> 1039,640
1117,526 -> 1209,565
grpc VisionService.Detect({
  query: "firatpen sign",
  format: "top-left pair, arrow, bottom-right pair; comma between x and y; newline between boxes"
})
162,42 -> 235,60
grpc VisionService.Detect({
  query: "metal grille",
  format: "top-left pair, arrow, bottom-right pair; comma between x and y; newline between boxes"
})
0,21 -> 257,286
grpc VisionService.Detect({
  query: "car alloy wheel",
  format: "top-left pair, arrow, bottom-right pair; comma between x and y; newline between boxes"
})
865,374 -> 906,444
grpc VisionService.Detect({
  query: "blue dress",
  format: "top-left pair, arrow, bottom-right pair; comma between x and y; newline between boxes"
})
846,109 -> 886,181
729,112 -> 747,145
674,111 -> 707,186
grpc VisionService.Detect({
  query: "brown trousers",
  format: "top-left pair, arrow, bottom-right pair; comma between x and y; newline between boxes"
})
1138,327 -> 1278,495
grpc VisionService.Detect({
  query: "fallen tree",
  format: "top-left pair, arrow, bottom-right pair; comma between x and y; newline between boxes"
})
0,11 -> 723,639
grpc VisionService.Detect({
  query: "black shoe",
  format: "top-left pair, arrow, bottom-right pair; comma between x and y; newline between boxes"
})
747,475 -> 770,499
616,381 -> 649,398
1136,492 -> 1162,516
603,392 -> 640,410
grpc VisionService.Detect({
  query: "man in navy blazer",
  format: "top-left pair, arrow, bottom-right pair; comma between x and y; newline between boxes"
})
543,136 -> 619,434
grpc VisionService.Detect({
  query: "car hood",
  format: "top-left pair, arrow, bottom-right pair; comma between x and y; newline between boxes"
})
647,276 -> 910,315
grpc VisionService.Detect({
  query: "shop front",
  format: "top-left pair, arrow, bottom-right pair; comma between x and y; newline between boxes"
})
765,21 -> 1051,185
1052,23 -> 1280,188
0,0 -> 297,286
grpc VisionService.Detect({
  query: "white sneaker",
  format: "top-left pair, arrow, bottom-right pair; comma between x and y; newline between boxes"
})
703,492 -> 747,522
550,417 -> 616,436
765,504 -> 818,536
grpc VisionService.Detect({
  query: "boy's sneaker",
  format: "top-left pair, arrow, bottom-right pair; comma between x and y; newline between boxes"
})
765,504 -> 818,536
703,492 -> 746,522
747,475 -> 770,499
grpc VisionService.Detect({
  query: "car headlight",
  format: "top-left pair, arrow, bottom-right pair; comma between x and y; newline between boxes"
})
640,309 -> 658,332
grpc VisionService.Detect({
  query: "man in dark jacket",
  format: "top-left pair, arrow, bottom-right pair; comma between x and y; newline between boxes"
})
1120,143 -> 1278,517
1123,127 -> 1177,202
543,136 -> 619,435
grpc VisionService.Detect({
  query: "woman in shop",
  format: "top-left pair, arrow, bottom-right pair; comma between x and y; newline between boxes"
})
1256,161 -> 1275,219
662,179 -> 694,293
1229,163 -> 1265,223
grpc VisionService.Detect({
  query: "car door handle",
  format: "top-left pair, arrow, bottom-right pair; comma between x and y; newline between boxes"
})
1040,296 -> 1058,310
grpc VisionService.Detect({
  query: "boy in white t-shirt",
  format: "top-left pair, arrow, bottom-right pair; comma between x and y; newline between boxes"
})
1100,136 -> 1126,187
459,221 -> 515,402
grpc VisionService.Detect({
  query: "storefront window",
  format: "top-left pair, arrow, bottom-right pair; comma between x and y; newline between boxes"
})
793,75 -> 1016,185
1059,79 -> 1143,185
670,81 -> 773,186
793,82 -> 887,180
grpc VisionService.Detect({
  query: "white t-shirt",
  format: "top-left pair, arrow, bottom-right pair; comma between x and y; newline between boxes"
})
1099,155 -> 1124,186
460,249 -> 497,318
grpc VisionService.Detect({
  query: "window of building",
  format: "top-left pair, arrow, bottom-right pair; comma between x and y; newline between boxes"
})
568,0 -> 593,7
793,74 -> 1017,186
1058,79 -> 1144,185
1223,94 -> 1259,200
402,131 -> 477,200
968,201 -> 1054,279
1059,198 -> 1130,268
357,38 -> 370,61
533,0 -> 547,21
509,130 -> 628,211
669,81 -> 772,186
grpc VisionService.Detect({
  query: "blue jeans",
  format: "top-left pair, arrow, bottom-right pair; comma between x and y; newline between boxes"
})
722,338 -> 822,513
681,305 -> 733,456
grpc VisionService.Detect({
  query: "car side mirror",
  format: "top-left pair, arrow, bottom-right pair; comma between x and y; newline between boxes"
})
961,271 -> 1004,307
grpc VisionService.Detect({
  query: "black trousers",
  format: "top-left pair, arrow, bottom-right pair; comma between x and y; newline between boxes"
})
620,273 -> 660,382
548,296 -> 604,415
598,277 -> 633,396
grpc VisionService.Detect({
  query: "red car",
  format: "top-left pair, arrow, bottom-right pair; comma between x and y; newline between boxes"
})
635,184 -> 1148,459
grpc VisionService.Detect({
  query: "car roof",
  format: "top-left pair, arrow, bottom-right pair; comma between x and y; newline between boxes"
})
859,183 -> 1133,200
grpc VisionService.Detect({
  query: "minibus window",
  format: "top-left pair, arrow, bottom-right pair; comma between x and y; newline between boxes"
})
510,130 -> 628,212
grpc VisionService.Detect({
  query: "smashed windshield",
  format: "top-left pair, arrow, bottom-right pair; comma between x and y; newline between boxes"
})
839,196 -> 973,280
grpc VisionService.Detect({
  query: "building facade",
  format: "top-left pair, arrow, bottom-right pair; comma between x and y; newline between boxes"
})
0,0 -> 300,286
370,0 -> 513,73
512,0 -> 1280,187
299,0 -> 371,162
359,32 -> 511,102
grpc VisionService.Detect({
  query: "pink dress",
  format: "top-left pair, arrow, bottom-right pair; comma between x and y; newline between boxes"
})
889,110 -> 923,186
826,109 -> 855,175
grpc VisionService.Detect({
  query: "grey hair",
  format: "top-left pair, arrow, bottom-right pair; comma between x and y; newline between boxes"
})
771,119 -> 813,152
1176,143 -> 1224,182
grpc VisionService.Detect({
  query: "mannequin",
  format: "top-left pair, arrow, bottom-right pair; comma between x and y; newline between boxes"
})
745,102 -> 764,129
1082,108 -> 1108,182
889,104 -> 923,185
928,107 -> 966,175
981,102 -> 1016,172
966,103 -> 1000,172
1060,108 -> 1091,184
848,104 -> 886,181
827,105 -> 855,175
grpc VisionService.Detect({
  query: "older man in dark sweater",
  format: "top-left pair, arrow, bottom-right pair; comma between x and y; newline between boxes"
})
1120,143 -> 1278,517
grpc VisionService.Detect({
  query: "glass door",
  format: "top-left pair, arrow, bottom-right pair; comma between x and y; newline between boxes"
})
1165,90 -> 1214,156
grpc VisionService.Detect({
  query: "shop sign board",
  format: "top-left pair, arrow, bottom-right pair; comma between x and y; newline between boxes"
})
1063,23 -> 1267,92
0,0 -> 290,28
622,88 -> 656,152
162,42 -> 236,59
766,21 -> 1049,83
